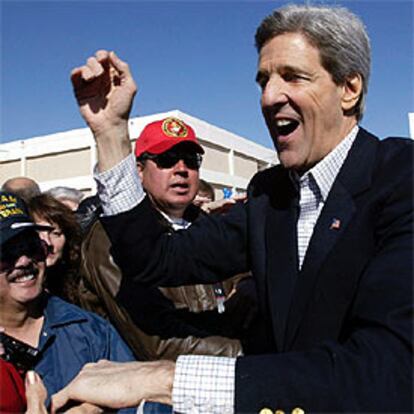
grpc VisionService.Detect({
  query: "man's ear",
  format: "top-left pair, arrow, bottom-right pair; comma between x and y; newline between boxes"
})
341,73 -> 363,113
136,161 -> 145,180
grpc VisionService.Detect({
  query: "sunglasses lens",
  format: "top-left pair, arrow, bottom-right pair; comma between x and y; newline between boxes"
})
0,237 -> 46,273
154,152 -> 201,170
183,154 -> 202,169
34,240 -> 48,262
155,153 -> 179,169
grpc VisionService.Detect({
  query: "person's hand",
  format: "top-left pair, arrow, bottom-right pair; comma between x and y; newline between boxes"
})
71,49 -> 137,135
25,371 -> 103,414
51,359 -> 175,413
200,193 -> 247,215
193,195 -> 213,208
70,50 -> 137,171
201,198 -> 236,214
25,371 -> 48,414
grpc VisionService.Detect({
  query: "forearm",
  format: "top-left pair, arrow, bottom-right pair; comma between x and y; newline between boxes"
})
50,360 -> 175,412
94,120 -> 132,173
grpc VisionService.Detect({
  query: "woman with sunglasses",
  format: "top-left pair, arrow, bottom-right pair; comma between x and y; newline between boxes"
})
0,192 -> 171,414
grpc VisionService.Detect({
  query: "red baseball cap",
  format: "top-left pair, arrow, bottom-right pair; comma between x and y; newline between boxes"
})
134,117 -> 204,157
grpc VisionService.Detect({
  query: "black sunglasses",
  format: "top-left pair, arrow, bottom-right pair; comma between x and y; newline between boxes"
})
140,151 -> 203,170
0,236 -> 48,273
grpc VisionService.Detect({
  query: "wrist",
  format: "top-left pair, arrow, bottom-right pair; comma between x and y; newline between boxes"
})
146,360 -> 175,406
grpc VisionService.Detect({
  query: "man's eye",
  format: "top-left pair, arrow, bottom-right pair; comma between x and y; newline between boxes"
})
256,75 -> 269,90
283,73 -> 307,82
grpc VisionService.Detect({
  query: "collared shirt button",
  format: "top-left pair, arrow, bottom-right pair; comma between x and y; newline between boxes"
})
202,400 -> 213,413
259,409 -> 273,414
183,398 -> 195,410
291,407 -> 305,414
42,332 -> 48,337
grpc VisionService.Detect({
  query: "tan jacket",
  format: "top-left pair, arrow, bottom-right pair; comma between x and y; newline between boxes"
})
78,220 -> 244,360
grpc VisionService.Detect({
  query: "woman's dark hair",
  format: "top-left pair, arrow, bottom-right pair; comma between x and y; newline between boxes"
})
28,194 -> 82,304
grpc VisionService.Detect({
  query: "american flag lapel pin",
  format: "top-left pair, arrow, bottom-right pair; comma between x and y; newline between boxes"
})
330,218 -> 341,230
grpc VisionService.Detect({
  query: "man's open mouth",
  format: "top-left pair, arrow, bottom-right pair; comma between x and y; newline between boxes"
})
276,119 -> 299,136
8,268 -> 38,284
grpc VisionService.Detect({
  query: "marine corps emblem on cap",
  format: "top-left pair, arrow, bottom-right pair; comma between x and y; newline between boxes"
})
162,117 -> 188,138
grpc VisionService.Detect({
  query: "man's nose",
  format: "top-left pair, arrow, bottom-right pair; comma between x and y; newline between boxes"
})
38,230 -> 52,246
14,254 -> 33,268
173,159 -> 189,174
261,76 -> 289,108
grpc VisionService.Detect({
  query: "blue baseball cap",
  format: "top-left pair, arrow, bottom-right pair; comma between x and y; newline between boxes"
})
0,192 -> 52,247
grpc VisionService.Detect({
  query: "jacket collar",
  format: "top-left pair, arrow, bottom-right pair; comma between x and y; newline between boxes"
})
42,293 -> 88,329
36,293 -> 88,351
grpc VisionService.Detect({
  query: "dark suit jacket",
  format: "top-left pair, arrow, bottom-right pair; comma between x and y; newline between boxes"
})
102,128 -> 413,413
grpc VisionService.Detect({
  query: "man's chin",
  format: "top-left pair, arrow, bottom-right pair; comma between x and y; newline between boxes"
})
278,151 -> 299,170
12,284 -> 43,304
169,193 -> 194,205
46,257 -> 59,268
171,198 -> 192,211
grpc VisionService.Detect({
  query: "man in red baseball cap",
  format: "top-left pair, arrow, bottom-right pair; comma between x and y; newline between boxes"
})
134,117 -> 204,219
79,116 -> 248,361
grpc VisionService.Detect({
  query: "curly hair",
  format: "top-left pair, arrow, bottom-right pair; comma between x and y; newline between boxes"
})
28,194 -> 82,304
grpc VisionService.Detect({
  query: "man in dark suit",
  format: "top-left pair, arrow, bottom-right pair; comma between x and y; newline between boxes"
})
53,4 -> 412,413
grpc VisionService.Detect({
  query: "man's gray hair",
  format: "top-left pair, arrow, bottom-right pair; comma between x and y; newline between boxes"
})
255,4 -> 371,121
46,186 -> 84,204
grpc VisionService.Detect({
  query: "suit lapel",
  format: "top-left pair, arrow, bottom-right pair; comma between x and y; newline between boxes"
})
284,182 -> 355,346
284,129 -> 379,348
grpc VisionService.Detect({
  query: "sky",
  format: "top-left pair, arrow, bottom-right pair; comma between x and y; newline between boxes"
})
1,0 -> 413,149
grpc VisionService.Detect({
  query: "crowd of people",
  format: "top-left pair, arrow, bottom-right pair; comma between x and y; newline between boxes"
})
0,119 -> 248,413
1,3 -> 413,414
